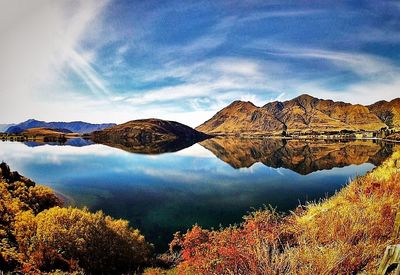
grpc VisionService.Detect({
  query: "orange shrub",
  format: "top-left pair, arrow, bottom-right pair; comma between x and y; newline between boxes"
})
172,151 -> 400,274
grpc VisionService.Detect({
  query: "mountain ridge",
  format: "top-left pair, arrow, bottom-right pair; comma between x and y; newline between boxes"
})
5,119 -> 116,134
367,98 -> 400,129
197,94 -> 398,135
0,124 -> 15,132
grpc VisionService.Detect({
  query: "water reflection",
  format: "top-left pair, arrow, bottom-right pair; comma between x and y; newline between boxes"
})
24,138 -> 95,148
0,139 -> 396,252
200,138 -> 394,174
93,137 -> 203,154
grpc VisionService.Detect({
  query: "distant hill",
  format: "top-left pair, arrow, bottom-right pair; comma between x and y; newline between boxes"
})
21,127 -> 72,136
91,118 -> 210,154
0,124 -> 15,132
197,94 -> 395,135
5,119 -> 116,134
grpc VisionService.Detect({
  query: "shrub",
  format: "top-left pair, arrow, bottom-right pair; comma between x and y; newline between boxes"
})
171,151 -> 400,274
14,207 -> 153,274
0,162 -> 152,274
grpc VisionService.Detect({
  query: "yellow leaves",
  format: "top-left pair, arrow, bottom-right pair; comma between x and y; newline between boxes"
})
13,210 -> 36,257
0,165 -> 151,274
29,185 -> 62,213
30,206 -> 151,273
368,150 -> 400,182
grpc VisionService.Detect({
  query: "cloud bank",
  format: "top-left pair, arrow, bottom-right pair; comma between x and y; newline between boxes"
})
1,0 -> 399,127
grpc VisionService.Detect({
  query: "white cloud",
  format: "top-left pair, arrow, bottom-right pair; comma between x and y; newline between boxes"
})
238,9 -> 323,23
299,78 -> 400,105
0,0 -> 109,123
67,48 -> 110,97
213,58 -> 262,77
245,41 -> 400,104
173,143 -> 215,158
251,42 -> 399,77
0,141 -> 121,166
123,57 -> 283,105
1,1 -> 399,128
284,49 -> 397,77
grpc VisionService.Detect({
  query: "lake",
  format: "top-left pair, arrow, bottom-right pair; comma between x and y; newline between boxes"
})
0,138 -> 396,252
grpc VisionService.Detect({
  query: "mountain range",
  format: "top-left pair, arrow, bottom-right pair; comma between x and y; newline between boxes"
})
4,119 -> 116,134
0,124 -> 15,132
2,95 -> 399,139
196,94 -> 400,135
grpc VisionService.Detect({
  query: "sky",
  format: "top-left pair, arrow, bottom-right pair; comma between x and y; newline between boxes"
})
0,0 -> 400,127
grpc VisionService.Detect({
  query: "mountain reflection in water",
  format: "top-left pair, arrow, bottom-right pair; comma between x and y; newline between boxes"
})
19,137 -> 395,174
1,138 -> 396,252
200,138 -> 394,175
93,137 -> 202,155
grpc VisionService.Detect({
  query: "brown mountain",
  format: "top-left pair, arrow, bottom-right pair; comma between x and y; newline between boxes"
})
200,137 -> 394,174
367,98 -> 400,130
91,118 -> 210,154
196,100 -> 285,135
196,94 -> 388,135
19,127 -> 80,142
22,127 -> 72,136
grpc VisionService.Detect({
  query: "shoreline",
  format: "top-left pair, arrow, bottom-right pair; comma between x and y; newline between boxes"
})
207,134 -> 400,143
1,134 -> 399,144
53,190 -> 75,206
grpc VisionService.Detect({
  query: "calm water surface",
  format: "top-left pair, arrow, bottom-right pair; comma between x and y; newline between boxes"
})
0,139 -> 394,251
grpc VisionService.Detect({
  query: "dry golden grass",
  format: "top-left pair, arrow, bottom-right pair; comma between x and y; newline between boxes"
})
387,133 -> 400,141
150,149 -> 400,274
22,127 -> 67,136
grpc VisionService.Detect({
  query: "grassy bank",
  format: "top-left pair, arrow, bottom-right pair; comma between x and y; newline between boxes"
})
146,148 -> 400,274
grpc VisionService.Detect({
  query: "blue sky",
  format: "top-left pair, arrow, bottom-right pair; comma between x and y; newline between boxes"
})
1,0 -> 400,126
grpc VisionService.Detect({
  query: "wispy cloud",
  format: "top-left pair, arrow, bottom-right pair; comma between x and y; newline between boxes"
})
0,0 -> 110,121
249,41 -> 399,77
238,9 -> 323,23
67,48 -> 110,97
1,0 -> 399,126
121,57 -> 284,107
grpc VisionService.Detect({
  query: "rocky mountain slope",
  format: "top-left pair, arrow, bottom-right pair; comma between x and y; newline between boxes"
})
367,98 -> 400,130
197,94 -> 392,135
5,119 -> 115,134
91,118 -> 210,154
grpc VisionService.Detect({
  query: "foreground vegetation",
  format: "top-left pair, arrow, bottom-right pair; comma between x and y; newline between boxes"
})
1,148 -> 399,274
0,162 -> 151,274
388,133 -> 400,141
146,149 -> 400,274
